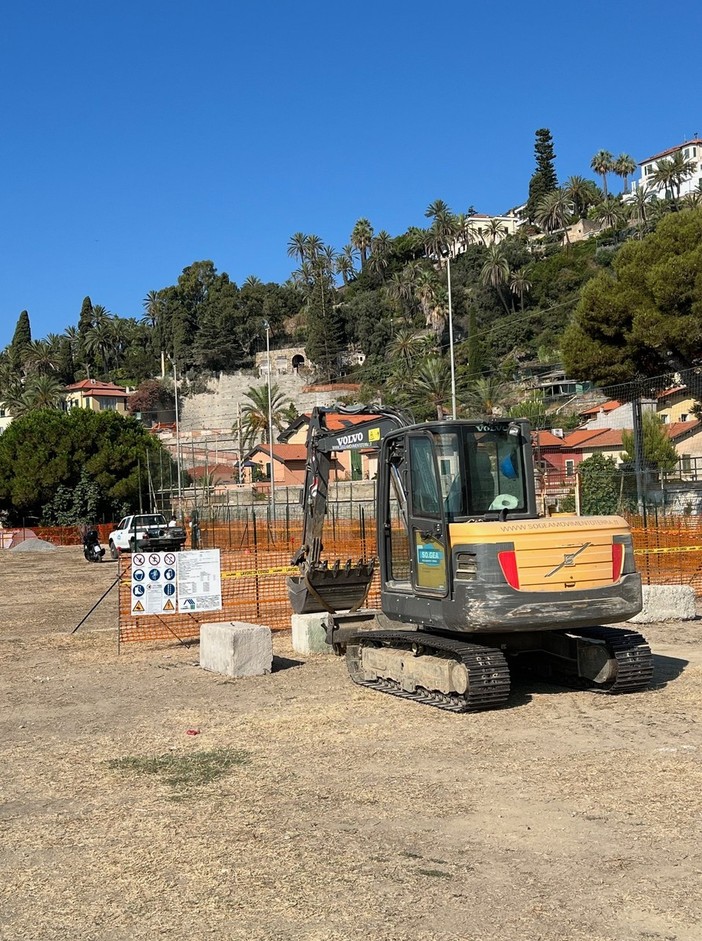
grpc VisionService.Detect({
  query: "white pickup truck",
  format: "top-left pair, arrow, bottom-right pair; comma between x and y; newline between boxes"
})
107,514 -> 187,559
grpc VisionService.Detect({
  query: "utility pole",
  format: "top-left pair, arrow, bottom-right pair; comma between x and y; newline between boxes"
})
632,395 -> 647,525
263,320 -> 276,523
447,253 -> 457,420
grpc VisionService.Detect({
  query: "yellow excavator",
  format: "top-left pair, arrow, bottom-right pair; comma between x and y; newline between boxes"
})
287,405 -> 653,712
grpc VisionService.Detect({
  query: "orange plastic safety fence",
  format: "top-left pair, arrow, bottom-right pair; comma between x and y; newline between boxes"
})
628,516 -> 702,597
118,535 -> 381,644
117,513 -> 702,644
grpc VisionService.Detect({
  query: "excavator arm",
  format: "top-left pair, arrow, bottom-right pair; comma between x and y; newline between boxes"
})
288,404 -> 411,614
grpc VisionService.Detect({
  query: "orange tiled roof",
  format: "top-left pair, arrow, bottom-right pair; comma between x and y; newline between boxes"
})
533,431 -> 567,448
250,443 -> 308,462
665,420 -> 701,439
563,428 -> 615,447
64,379 -> 128,397
579,400 -> 620,416
640,139 -> 702,166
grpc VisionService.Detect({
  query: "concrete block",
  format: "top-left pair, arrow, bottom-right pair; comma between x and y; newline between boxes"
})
291,612 -> 332,655
200,621 -> 272,677
628,585 -> 697,623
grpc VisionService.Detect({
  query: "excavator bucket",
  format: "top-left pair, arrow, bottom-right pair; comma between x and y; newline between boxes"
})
287,559 -> 375,614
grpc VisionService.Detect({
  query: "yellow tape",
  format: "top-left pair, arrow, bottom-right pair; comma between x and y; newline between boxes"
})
222,566 -> 298,579
634,545 -> 702,555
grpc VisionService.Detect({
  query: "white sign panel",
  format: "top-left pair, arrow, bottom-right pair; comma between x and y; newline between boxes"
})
131,551 -> 178,615
177,549 -> 222,613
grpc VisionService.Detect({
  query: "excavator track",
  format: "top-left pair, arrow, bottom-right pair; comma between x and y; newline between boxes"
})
346,630 -> 511,713
570,625 -> 654,693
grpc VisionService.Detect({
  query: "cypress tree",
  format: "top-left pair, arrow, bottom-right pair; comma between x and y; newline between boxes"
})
9,310 -> 32,372
526,129 -> 558,222
77,297 -> 93,345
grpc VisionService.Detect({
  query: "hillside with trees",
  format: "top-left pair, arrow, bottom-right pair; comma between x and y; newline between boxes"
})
1,126 -> 702,499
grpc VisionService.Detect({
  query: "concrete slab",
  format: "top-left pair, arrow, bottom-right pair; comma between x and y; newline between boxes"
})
200,621 -> 273,677
629,585 -> 697,623
291,612 -> 332,655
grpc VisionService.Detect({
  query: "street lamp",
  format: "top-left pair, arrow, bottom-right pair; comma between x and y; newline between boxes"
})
168,354 -> 183,507
446,252 -> 457,420
263,320 -> 276,523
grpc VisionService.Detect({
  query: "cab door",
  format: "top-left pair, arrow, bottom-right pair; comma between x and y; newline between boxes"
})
406,433 -> 449,597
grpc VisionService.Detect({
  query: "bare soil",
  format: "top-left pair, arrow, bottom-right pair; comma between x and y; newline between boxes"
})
1,547 -> 702,941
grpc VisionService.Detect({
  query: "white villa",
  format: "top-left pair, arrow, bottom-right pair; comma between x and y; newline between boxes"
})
631,137 -> 702,199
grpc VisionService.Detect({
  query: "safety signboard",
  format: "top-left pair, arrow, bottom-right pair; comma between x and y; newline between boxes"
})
131,551 -> 180,615
177,549 -> 222,613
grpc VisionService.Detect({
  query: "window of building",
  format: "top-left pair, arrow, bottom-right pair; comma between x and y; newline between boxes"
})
660,414 -> 669,423
681,413 -> 688,422
565,459 -> 575,477
682,454 -> 692,473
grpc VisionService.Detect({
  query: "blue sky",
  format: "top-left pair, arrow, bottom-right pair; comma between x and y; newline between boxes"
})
1,0 -> 700,348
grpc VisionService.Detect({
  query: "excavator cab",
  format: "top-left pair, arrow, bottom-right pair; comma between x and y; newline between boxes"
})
287,413 -> 536,616
377,421 -> 536,616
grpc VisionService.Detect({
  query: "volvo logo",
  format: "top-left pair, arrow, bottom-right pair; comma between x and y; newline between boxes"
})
336,432 -> 364,447
544,543 -> 592,578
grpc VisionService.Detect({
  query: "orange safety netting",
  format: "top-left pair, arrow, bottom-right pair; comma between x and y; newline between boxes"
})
118,532 -> 381,644
107,513 -> 702,644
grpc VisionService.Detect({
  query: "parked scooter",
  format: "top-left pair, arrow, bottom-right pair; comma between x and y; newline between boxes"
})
83,528 -> 105,563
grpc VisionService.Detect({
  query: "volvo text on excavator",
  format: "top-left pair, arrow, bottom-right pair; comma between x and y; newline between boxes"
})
287,405 -> 653,712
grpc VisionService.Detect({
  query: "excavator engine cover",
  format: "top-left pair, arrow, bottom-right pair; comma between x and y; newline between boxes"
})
287,560 -> 375,614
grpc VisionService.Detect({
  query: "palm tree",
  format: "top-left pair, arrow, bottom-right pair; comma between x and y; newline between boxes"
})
454,213 -> 480,251
464,376 -> 511,418
483,218 -> 507,245
386,262 -> 420,317
351,218 -> 374,266
480,244 -> 512,313
424,199 -> 451,222
509,268 -> 532,313
287,232 -> 310,265
141,290 -> 162,329
408,355 -> 452,419
240,383 -> 287,447
244,275 -> 263,288
653,152 -> 697,208
594,197 -> 625,231
85,321 -> 116,373
424,202 -> 457,259
590,150 -> 614,198
305,234 -> 324,261
335,254 -> 356,285
367,230 -> 393,280
628,185 -> 653,235
387,328 -> 428,371
23,339 -> 58,376
565,175 -> 601,218
413,267 -> 443,333
25,374 -> 64,410
535,188 -> 575,244
613,153 -> 637,194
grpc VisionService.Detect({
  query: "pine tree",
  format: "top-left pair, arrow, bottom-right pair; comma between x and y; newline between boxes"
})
526,129 -> 558,222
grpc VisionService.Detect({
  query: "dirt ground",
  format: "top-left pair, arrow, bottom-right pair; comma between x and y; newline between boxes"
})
1,547 -> 702,941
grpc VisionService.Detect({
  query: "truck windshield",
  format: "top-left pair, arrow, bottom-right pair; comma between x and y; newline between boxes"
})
434,426 -> 527,519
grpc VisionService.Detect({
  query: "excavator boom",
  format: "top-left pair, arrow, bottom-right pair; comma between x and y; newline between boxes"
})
287,405 -> 410,614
